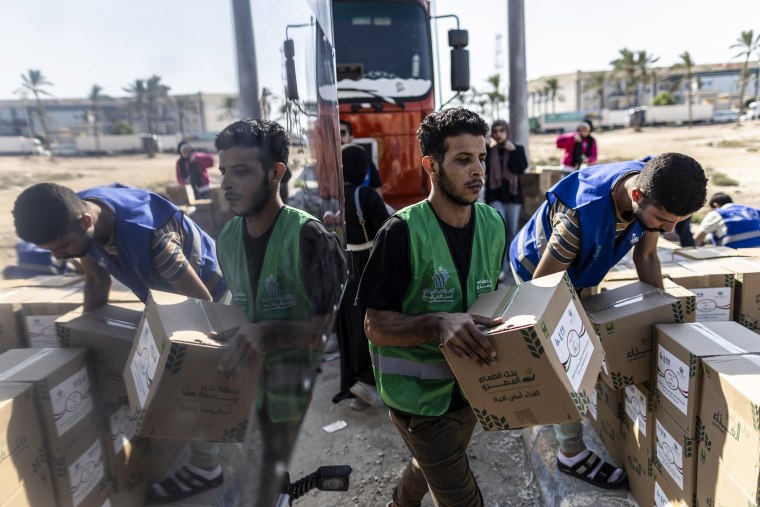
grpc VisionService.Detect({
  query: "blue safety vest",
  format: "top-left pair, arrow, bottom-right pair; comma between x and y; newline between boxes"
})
712,204 -> 760,248
510,161 -> 646,289
79,186 -> 226,302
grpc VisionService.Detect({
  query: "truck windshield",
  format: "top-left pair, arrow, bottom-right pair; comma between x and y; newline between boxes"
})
334,1 -> 433,101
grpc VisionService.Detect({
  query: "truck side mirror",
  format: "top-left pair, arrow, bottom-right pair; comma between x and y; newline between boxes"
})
448,29 -> 469,92
284,39 -> 299,101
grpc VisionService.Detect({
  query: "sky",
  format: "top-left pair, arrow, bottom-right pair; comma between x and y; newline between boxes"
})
2,0 -> 759,101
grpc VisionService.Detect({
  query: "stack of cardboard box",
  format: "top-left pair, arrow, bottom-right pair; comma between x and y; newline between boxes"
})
695,354 -> 760,505
0,348 -> 109,506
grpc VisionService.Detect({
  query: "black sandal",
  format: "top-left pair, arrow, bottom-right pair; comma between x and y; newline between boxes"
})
556,451 -> 627,490
147,465 -> 224,503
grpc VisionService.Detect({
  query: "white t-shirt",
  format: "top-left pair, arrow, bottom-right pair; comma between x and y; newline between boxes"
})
697,203 -> 733,240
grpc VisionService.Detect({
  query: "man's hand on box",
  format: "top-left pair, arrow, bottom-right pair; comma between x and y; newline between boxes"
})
214,324 -> 265,379
439,313 -> 501,367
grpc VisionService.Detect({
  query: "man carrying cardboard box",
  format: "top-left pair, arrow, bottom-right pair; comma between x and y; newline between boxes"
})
212,119 -> 346,506
510,153 -> 708,489
12,183 -> 230,502
356,107 -> 506,507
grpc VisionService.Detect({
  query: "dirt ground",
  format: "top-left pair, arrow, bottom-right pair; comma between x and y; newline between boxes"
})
1,121 -> 760,506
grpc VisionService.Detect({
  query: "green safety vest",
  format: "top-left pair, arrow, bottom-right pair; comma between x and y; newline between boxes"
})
217,206 -> 317,422
369,201 -> 505,416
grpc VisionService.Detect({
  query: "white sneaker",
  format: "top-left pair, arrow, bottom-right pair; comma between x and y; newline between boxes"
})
349,381 -> 384,407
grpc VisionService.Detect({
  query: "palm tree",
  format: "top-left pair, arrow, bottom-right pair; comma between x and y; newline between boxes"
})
585,72 -> 606,111
223,96 -> 238,119
635,50 -> 660,105
545,77 -> 560,114
18,69 -> 53,148
174,96 -> 196,138
730,30 -> 760,113
145,75 -> 170,135
610,48 -> 638,108
485,74 -> 506,120
122,79 -> 147,132
88,85 -> 111,153
672,52 -> 696,127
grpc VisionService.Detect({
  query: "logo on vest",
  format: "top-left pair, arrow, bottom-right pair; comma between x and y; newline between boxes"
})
476,279 -> 493,292
261,274 -> 297,311
422,266 -> 455,304
630,233 -> 641,245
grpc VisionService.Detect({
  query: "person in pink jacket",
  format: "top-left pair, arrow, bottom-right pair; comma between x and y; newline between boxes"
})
556,119 -> 597,173
176,141 -> 214,199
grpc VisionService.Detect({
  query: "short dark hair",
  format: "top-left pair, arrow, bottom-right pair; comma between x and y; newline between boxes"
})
215,119 -> 289,166
339,120 -> 352,137
14,183 -> 85,245
417,107 -> 489,162
709,192 -> 733,208
638,153 -> 707,215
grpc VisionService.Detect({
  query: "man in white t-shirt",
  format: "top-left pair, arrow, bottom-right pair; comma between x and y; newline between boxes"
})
695,192 -> 760,248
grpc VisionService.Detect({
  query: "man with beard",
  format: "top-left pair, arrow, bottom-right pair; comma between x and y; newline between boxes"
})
213,118 -> 346,506
356,107 -> 506,507
510,153 -> 707,489
13,182 -> 228,503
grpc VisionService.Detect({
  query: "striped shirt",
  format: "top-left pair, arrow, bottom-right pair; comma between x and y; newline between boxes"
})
97,213 -> 223,297
546,181 -> 636,268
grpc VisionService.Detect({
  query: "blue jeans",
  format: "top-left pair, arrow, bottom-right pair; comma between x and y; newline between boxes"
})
488,200 -> 522,273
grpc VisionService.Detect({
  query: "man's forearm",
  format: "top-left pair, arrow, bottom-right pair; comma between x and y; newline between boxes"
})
364,309 -> 442,347
83,276 -> 110,311
634,254 -> 663,289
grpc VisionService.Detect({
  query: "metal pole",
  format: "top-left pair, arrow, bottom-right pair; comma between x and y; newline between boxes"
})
507,0 -> 529,161
232,0 -> 262,119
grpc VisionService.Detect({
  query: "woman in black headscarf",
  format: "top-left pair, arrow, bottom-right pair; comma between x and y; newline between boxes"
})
333,144 -> 390,410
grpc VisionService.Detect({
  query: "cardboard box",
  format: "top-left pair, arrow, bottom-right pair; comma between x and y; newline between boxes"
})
16,287 -> 84,348
538,168 -> 564,193
123,290 -> 258,441
661,280 -> 697,324
0,289 -> 29,353
443,272 -> 603,430
654,476 -> 689,507
712,256 -> 760,328
0,383 -> 57,507
519,195 -> 545,223
55,303 -> 143,405
107,277 -> 142,304
653,405 -> 696,499
654,322 -> 760,435
164,184 -> 194,206
620,410 -> 655,507
696,443 -> 756,507
101,403 -> 149,507
622,383 -> 654,459
0,274 -> 83,291
666,260 -> 735,322
50,426 -> 109,507
586,381 -> 624,466
583,282 -> 684,388
673,245 -> 744,261
697,354 -> 760,499
519,172 -> 540,197
0,348 -> 96,456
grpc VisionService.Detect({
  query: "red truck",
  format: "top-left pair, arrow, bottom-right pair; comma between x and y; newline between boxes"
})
333,0 -> 469,208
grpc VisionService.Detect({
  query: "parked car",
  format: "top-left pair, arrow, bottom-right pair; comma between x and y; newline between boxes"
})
712,109 -> 740,123
740,101 -> 759,122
